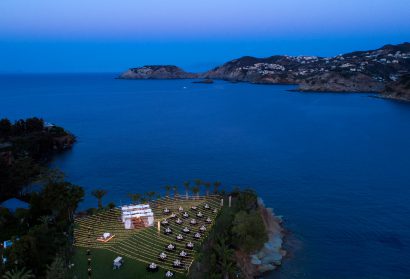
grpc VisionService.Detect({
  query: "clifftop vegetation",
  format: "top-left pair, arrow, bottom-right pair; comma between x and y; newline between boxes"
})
0,117 -> 75,202
190,189 -> 268,279
0,117 -> 82,278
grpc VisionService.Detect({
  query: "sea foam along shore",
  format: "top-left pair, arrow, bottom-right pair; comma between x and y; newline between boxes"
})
236,197 -> 287,278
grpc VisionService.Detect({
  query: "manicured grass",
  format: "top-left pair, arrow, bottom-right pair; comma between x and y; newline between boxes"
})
72,195 -> 222,277
71,247 -> 186,279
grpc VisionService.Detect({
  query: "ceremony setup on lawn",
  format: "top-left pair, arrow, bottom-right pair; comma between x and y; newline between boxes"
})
73,184 -> 226,278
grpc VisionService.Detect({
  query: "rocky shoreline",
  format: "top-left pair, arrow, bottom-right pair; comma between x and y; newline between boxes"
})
382,74 -> 410,101
119,65 -> 198,79
119,43 -> 410,101
236,197 -> 287,278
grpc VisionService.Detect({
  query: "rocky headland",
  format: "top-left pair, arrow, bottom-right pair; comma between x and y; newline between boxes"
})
119,42 -> 410,101
382,74 -> 410,101
235,197 -> 286,278
119,65 -> 198,79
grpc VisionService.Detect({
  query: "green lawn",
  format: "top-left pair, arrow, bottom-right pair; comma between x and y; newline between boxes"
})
71,195 -> 222,278
71,247 -> 186,279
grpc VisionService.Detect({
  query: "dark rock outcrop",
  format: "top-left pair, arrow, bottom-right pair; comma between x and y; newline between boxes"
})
192,78 -> 214,84
119,65 -> 198,79
298,72 -> 385,92
382,74 -> 410,101
236,197 -> 286,278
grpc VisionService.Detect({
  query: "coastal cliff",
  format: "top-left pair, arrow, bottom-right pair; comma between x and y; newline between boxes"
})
382,74 -> 410,101
235,198 -> 286,278
119,65 -> 198,79
297,72 -> 385,92
120,43 -> 410,100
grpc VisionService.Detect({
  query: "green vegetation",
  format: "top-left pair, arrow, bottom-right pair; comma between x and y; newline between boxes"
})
232,210 -> 267,253
213,181 -> 221,194
0,117 -> 74,202
0,173 -> 84,278
2,267 -> 34,279
91,189 -> 107,209
190,189 -> 268,279
0,117 -> 79,278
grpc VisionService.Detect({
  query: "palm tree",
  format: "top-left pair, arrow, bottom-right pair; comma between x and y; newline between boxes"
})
46,256 -> 66,279
192,186 -> 200,200
140,195 -> 148,204
91,189 -> 107,209
183,181 -> 190,199
65,184 -> 84,222
220,257 -> 235,279
172,185 -> 178,199
164,185 -> 172,198
204,182 -> 211,196
194,179 -> 202,187
213,181 -> 221,194
128,193 -> 141,204
194,179 -> 202,197
213,237 -> 235,279
146,191 -> 156,202
2,267 -> 34,279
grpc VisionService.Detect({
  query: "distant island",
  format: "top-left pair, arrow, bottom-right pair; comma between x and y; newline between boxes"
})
120,65 -> 198,79
119,42 -> 410,101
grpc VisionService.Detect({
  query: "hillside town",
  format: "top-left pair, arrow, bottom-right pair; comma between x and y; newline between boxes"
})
120,43 -> 410,99
204,43 -> 410,93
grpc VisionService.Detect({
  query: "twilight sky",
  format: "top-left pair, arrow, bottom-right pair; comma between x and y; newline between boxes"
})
0,0 -> 409,73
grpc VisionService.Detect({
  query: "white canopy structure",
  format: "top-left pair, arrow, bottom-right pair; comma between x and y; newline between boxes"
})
121,204 -> 154,229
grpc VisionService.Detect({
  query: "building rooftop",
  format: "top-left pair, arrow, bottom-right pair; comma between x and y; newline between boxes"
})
0,142 -> 13,150
0,198 -> 29,212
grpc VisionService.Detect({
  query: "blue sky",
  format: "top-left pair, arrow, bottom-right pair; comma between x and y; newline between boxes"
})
0,0 -> 409,73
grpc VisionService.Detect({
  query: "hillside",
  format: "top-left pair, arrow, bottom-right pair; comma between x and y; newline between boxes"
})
382,74 -> 410,101
119,43 -> 410,100
204,43 -> 410,93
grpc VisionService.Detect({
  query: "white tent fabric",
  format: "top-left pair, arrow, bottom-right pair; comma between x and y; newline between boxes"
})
121,204 -> 155,228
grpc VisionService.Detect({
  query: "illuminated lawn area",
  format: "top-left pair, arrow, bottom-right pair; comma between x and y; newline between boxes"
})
71,247 -> 186,279
72,195 -> 222,277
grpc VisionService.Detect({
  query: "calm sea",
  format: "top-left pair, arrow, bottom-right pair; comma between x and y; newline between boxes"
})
1,74 -> 410,279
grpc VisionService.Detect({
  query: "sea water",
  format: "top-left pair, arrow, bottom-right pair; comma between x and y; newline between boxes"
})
1,74 -> 410,278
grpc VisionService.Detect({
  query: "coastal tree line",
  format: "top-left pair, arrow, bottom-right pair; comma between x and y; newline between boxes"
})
0,169 -> 84,278
0,117 -> 74,202
0,117 -> 79,278
89,179 -> 222,209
